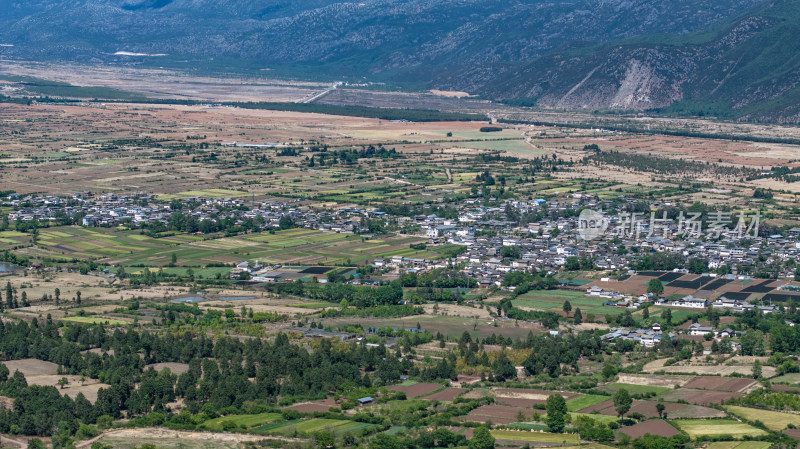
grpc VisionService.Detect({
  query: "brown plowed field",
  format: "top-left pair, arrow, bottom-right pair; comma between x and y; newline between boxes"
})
422,388 -> 465,401
663,388 -> 741,405
387,382 -> 442,398
620,419 -> 679,439
495,397 -> 543,408
468,404 -> 528,421
682,377 -> 757,392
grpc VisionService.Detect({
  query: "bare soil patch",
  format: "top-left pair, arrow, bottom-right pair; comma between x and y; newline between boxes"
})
616,374 -> 692,388
387,382 -> 442,398
619,419 -> 679,439
662,388 -> 741,405
423,388 -> 465,401
683,377 -> 758,393
287,398 -> 339,413
493,388 -> 578,401
146,362 -> 190,375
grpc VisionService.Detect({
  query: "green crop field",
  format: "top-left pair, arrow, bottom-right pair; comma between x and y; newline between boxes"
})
12,225 -> 452,269
199,413 -> 283,431
674,419 -> 768,439
514,291 -> 625,317
490,430 -> 579,443
725,405 -> 800,431
568,413 -> 618,425
558,445 -> 616,449
707,441 -> 771,449
769,373 -> 800,385
566,394 -> 610,412
261,418 -> 368,436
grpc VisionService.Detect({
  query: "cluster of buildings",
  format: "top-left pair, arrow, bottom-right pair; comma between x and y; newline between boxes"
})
6,192 -> 800,292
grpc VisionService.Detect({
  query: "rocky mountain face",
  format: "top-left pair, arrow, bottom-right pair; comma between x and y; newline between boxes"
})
483,0 -> 800,122
3,0 -> 800,121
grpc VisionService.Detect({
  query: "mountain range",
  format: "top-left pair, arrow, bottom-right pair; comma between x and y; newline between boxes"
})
1,0 -> 799,122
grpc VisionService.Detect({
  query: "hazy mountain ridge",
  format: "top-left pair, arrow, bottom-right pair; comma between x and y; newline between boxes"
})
5,0 -> 800,121
483,0 -> 800,122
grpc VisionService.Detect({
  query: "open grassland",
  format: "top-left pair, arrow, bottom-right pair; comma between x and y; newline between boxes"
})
674,419 -> 768,439
199,413 -> 283,431
490,430 -> 580,443
724,405 -> 800,431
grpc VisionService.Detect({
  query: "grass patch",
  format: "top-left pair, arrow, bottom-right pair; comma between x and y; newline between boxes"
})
569,413 -> 618,425
673,419 -> 768,439
199,413 -> 283,431
724,405 -> 800,431
490,430 -> 579,443
289,302 -> 333,309
262,418 -> 367,436
566,394 -> 610,412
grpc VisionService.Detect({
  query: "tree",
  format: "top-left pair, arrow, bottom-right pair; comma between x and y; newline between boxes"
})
369,434 -> 401,449
58,377 -> 68,389
470,426 -> 495,449
564,256 -> 581,271
613,388 -> 632,418
662,308 -> 672,325
313,430 -> 335,449
28,439 -> 46,449
573,308 -> 582,324
752,360 -> 762,379
171,252 -> 178,265
492,352 -> 516,381
687,257 -> 708,274
656,403 -> 666,418
563,301 -> 572,315
545,394 -> 568,433
647,279 -> 664,297
601,362 -> 618,380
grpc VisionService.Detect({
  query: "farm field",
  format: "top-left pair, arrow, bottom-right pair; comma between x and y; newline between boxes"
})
258,418 -> 371,436
707,442 -> 772,449
566,394 -> 610,412
7,225 -> 451,268
603,383 -> 673,396
489,429 -> 580,443
199,413 -> 283,431
387,382 -> 443,398
60,316 -> 128,325
513,290 -> 626,317
673,419 -> 768,439
422,388 -> 464,401
724,405 -> 800,431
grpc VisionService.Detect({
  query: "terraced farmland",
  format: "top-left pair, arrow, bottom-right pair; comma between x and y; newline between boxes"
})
9,225 -> 457,268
